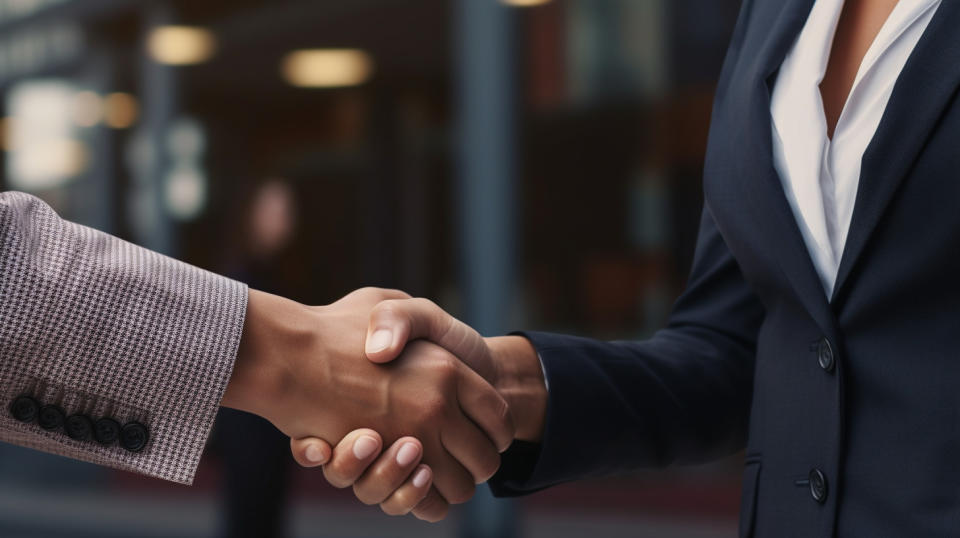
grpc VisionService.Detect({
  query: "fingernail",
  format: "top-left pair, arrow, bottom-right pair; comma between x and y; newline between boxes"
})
353,435 -> 379,460
412,467 -> 431,489
305,443 -> 325,463
366,329 -> 393,354
396,442 -> 420,466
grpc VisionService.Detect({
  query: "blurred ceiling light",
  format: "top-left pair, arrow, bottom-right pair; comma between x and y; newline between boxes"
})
501,0 -> 553,6
167,117 -> 205,158
103,92 -> 139,129
164,165 -> 207,221
147,26 -> 216,66
7,80 -> 87,189
281,49 -> 374,88
71,91 -> 103,127
16,138 -> 90,186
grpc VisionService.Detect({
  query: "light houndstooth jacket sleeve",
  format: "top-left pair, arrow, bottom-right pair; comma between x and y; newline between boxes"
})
0,191 -> 248,485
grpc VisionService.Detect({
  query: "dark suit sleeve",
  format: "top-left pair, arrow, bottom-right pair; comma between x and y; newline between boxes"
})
489,204 -> 765,496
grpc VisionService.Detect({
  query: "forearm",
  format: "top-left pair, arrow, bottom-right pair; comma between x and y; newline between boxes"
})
489,328 -> 755,498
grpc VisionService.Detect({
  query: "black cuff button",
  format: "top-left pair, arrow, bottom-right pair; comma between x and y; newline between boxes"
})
94,418 -> 121,446
10,396 -> 40,423
65,414 -> 94,441
120,422 -> 149,452
38,405 -> 65,431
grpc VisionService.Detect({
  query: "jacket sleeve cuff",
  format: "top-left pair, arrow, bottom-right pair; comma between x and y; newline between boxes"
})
0,192 -> 248,485
489,331 -> 597,496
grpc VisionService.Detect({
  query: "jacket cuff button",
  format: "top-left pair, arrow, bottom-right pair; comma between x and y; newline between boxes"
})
9,396 -> 40,423
65,414 -> 94,441
94,418 -> 121,446
38,405 -> 65,431
120,422 -> 150,452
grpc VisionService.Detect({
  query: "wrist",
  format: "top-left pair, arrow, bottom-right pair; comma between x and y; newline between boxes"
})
222,289 -> 316,424
486,335 -> 547,442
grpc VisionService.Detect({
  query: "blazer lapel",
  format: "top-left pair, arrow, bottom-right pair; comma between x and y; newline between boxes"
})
737,0 -> 838,327
832,1 -> 960,301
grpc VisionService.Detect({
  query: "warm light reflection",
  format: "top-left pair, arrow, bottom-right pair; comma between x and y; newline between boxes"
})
0,118 -> 10,152
71,91 -> 102,127
281,49 -> 373,88
17,138 -> 89,180
6,80 -> 88,189
103,92 -> 139,129
147,26 -> 216,65
501,0 -> 553,6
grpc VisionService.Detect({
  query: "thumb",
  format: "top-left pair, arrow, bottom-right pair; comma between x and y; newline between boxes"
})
290,436 -> 333,468
363,299 -> 416,364
364,298 -> 493,379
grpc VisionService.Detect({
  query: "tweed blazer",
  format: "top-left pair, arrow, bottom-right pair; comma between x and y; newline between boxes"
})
0,191 -> 247,484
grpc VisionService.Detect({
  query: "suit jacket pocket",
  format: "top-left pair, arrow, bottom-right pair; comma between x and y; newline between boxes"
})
738,459 -> 761,538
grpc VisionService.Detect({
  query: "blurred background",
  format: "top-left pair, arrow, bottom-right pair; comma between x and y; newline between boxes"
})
0,0 -> 745,536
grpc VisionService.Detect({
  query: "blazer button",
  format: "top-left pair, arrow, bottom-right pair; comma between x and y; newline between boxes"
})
94,418 -> 121,446
9,396 -> 40,423
817,338 -> 835,373
38,405 -> 65,431
809,469 -> 828,504
120,422 -> 150,452
65,414 -> 94,441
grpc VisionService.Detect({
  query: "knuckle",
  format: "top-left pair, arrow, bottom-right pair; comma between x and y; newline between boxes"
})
387,490 -> 416,513
415,509 -> 445,523
324,460 -> 357,488
373,299 -> 404,319
329,457 -> 350,476
381,502 -> 407,517
411,297 -> 438,311
432,353 -> 459,378
494,399 -> 516,446
383,288 -> 412,300
477,453 -> 501,483
417,396 -> 447,422
368,463 -> 397,485
491,395 -> 511,425
352,483 -> 382,506
445,481 -> 476,505
322,470 -> 350,489
413,495 -> 447,521
360,287 -> 411,303
355,286 -> 381,299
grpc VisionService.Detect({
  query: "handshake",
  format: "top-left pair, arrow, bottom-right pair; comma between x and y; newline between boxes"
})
220,288 -> 548,522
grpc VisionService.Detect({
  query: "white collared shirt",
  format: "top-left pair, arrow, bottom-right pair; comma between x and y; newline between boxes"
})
770,0 -> 941,298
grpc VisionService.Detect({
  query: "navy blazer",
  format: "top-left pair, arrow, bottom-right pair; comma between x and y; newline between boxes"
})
489,1 -> 960,536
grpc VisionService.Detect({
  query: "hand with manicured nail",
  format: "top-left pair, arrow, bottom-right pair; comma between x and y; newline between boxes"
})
294,296 -> 549,522
364,298 -> 547,443
290,431 -> 444,520
221,288 -> 515,517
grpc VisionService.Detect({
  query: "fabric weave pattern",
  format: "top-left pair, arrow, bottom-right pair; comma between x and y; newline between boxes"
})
0,191 -> 247,485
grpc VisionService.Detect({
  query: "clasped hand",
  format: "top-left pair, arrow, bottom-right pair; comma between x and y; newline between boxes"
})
222,288 -> 545,522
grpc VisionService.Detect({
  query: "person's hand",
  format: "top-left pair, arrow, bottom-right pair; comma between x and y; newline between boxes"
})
365,298 -> 547,442
290,431 -> 444,520
301,297 -> 549,521
220,288 -> 515,512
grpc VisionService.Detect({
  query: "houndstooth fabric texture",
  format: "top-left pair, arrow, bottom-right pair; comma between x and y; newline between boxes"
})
0,191 -> 247,485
